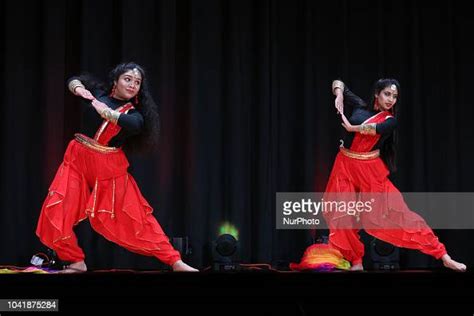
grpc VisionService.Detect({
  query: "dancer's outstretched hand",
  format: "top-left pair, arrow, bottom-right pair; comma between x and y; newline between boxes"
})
75,87 -> 95,101
340,112 -> 357,133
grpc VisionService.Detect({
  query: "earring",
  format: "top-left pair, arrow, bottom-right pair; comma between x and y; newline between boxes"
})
135,95 -> 139,105
109,85 -> 116,97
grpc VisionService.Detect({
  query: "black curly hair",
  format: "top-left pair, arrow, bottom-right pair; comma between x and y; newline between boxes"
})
76,62 -> 160,154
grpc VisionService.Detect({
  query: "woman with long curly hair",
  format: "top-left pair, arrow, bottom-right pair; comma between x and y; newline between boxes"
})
322,78 -> 466,272
36,62 -> 197,272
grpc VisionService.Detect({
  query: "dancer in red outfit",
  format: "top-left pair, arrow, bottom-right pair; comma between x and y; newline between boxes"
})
36,62 -> 197,272
323,79 -> 466,272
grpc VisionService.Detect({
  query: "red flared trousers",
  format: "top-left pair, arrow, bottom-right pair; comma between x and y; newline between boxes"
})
324,151 -> 447,265
323,111 -> 446,265
36,137 -> 181,266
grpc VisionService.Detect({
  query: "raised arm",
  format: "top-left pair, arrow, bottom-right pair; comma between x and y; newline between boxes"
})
68,78 -> 95,100
332,79 -> 367,113
67,73 -> 108,100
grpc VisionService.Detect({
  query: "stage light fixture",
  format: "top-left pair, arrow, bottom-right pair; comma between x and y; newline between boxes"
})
370,238 -> 400,270
211,233 -> 241,271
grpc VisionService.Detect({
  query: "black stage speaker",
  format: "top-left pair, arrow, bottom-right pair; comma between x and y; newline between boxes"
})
370,238 -> 400,270
211,234 -> 241,271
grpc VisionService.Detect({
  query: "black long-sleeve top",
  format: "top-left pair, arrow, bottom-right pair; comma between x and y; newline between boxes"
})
67,77 -> 144,147
342,86 -> 397,150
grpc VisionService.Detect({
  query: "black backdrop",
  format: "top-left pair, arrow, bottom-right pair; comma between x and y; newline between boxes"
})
1,0 -> 473,270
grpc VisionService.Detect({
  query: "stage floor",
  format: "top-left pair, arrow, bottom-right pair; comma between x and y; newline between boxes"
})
1,269 -> 474,314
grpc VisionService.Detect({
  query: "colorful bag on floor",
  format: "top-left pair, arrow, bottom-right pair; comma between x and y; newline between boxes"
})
290,244 -> 351,271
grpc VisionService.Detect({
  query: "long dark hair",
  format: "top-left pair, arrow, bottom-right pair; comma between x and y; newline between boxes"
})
77,62 -> 160,154
368,78 -> 400,173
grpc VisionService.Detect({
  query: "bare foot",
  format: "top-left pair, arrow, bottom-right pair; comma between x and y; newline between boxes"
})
350,263 -> 364,271
172,260 -> 199,272
442,254 -> 466,272
57,261 -> 87,274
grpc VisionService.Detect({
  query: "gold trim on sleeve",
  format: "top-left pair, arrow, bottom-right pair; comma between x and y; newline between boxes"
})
68,79 -> 85,95
360,123 -> 376,135
332,80 -> 345,95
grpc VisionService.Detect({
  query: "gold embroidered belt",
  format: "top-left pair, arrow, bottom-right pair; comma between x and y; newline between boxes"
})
74,133 -> 119,153
340,147 -> 380,160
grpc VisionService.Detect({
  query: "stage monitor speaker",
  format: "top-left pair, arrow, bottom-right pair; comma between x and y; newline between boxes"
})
370,238 -> 400,270
211,234 -> 241,271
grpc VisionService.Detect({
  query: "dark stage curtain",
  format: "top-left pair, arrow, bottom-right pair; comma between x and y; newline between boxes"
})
1,0 -> 473,270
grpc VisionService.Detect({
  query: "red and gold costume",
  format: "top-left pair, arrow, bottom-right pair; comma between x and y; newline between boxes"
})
324,109 -> 447,265
36,100 -> 181,266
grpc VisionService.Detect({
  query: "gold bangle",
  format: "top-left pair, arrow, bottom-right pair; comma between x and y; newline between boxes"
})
332,80 -> 345,95
68,79 -> 85,95
109,110 -> 120,124
100,108 -> 120,124
359,123 -> 376,135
